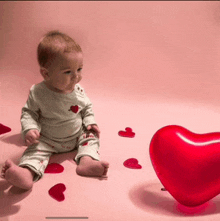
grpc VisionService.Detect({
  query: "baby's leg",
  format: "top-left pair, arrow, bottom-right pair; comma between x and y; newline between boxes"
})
1,159 -> 35,190
75,130 -> 109,177
1,140 -> 54,190
76,156 -> 109,177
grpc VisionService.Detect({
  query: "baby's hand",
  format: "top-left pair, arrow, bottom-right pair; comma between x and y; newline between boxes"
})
25,129 -> 40,146
87,124 -> 100,138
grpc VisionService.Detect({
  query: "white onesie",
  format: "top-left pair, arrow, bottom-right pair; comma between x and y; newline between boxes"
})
19,81 -> 100,181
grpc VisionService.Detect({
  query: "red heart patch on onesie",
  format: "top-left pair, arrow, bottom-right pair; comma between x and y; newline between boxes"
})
118,127 -> 135,138
82,142 -> 88,146
69,105 -> 79,113
48,183 -> 66,202
150,125 -> 220,207
45,163 -> 64,173
0,123 -> 11,135
123,158 -> 142,169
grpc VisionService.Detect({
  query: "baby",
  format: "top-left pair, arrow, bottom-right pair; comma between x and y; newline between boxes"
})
1,30 -> 109,190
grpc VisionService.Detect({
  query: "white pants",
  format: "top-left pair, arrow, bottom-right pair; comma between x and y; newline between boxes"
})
19,128 -> 100,181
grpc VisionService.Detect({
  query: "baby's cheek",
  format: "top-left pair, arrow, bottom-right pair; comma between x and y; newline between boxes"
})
74,74 -> 82,83
56,78 -> 66,87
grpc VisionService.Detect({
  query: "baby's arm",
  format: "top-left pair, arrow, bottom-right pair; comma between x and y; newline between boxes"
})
25,129 -> 40,146
21,86 -> 41,143
81,91 -> 100,137
87,124 -> 100,138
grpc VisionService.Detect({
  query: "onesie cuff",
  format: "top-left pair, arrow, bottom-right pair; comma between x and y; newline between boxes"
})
83,118 -> 97,127
21,128 -> 41,140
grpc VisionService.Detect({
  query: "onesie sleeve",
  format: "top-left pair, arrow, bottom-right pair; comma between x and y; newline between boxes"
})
20,85 -> 41,139
80,90 -> 97,127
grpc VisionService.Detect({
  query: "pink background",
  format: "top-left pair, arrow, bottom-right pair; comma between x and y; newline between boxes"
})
1,1 -> 220,105
1,1 -> 220,221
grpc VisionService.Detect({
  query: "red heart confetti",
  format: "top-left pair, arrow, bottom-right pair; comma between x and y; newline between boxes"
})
45,163 -> 64,173
118,127 -> 135,138
123,158 -> 142,169
0,123 -> 11,135
48,183 -> 66,202
69,105 -> 79,113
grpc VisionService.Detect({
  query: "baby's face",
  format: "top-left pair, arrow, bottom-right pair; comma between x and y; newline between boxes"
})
45,52 -> 83,94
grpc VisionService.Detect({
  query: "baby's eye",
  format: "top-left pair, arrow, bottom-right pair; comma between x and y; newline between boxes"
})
64,71 -> 72,75
77,68 -> 82,72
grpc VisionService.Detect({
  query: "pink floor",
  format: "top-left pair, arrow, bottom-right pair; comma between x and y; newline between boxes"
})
1,71 -> 220,221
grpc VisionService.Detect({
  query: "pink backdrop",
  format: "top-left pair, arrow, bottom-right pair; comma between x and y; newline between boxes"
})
1,1 -> 220,105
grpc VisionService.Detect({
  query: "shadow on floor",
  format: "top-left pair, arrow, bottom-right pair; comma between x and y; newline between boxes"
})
48,150 -> 78,167
0,133 -> 25,147
129,181 -> 220,217
0,179 -> 32,218
0,151 -> 78,219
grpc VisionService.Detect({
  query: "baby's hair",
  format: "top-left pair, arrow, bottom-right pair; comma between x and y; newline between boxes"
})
37,30 -> 82,68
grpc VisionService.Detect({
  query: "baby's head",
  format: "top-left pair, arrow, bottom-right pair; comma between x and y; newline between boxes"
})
37,30 -> 83,94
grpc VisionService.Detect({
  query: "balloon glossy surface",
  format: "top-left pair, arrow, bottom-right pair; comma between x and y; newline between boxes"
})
150,125 -> 220,207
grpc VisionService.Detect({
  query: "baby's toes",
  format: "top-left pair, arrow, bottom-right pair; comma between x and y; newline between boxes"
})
101,161 -> 109,168
1,168 -> 6,178
1,163 -> 10,178
101,161 -> 109,177
102,168 -> 108,177
2,165 -> 8,172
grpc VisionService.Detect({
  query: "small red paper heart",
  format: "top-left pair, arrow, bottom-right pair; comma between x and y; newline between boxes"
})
0,124 -> 11,135
48,183 -> 66,202
118,127 -> 135,138
150,125 -> 220,207
69,105 -> 79,113
45,163 -> 64,173
124,158 -> 142,169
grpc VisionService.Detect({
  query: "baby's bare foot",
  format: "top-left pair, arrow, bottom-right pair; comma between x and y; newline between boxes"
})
76,156 -> 109,177
1,162 -> 10,179
1,159 -> 34,190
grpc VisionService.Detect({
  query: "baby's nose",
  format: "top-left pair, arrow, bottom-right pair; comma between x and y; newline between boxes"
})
71,72 -> 77,78
72,74 -> 80,81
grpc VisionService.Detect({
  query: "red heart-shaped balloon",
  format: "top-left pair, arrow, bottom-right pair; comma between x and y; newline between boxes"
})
45,163 -> 64,173
48,183 -> 66,202
118,127 -> 135,138
150,125 -> 220,207
124,158 -> 142,169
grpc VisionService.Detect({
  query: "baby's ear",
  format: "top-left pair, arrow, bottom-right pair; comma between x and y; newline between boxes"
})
40,67 -> 49,80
